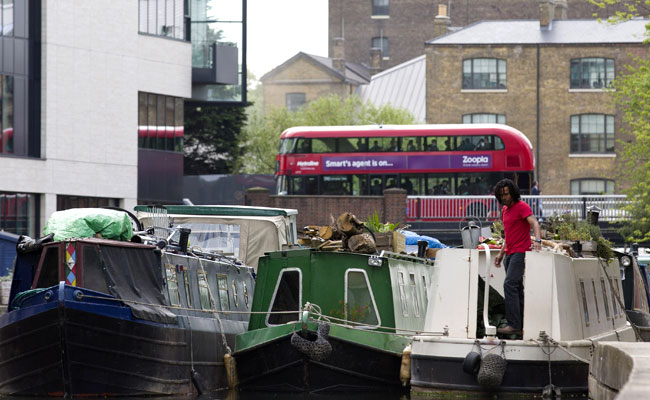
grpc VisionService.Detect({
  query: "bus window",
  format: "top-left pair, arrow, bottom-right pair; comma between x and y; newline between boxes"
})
426,175 -> 454,195
425,137 -> 441,151
401,175 -> 420,195
494,136 -> 505,150
321,175 -> 351,195
401,137 -> 420,152
457,137 -> 474,151
353,175 -> 370,195
441,137 -> 454,151
279,138 -> 297,154
291,176 -> 319,194
296,138 -> 311,153
386,138 -> 400,152
336,138 -> 357,152
369,176 -> 383,195
312,138 -> 336,153
385,175 -> 398,189
349,138 -> 368,152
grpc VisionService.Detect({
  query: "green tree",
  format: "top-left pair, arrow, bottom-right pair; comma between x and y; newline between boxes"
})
236,94 -> 417,174
588,1 -> 650,241
184,103 -> 248,175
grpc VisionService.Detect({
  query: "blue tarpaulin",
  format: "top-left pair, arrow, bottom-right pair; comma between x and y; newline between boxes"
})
401,230 -> 448,249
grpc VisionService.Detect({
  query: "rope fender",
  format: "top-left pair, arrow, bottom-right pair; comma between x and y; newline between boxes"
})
290,322 -> 333,361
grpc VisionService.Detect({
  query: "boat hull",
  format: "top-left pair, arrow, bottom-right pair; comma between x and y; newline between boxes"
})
0,285 -> 238,397
410,353 -> 588,395
235,323 -> 408,393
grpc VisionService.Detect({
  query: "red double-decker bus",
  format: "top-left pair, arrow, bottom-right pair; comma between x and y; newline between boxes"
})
275,124 -> 535,199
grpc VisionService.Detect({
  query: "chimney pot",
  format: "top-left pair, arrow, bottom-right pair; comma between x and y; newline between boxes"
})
539,0 -> 556,29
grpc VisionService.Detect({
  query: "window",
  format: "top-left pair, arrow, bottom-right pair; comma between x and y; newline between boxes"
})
0,192 -> 36,236
165,264 -> 181,306
36,247 -> 60,289
462,113 -> 506,124
138,0 -> 187,40
409,273 -> 420,318
372,37 -> 389,58
286,93 -> 306,112
83,245 -> 109,294
57,195 -> 119,211
463,58 -> 506,89
198,271 -> 213,311
267,269 -> 301,325
217,274 -> 230,311
183,270 -> 192,307
570,179 -> 614,195
372,0 -> 389,16
591,279 -> 600,323
570,114 -> 614,154
601,278 -> 611,320
570,58 -> 614,89
345,269 -> 380,326
138,92 -> 184,152
232,279 -> 239,308
1,0 -> 14,36
398,271 -> 408,317
580,280 -> 589,326
0,75 -> 14,154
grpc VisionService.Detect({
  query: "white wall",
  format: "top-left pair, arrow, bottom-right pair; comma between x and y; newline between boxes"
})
0,0 -> 191,231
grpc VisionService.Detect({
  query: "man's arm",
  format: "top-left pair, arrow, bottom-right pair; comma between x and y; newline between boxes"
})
527,214 -> 542,250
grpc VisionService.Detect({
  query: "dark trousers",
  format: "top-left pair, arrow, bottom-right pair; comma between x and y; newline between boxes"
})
503,252 -> 525,330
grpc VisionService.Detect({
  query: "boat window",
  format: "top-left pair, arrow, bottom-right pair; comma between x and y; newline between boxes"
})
217,274 -> 230,311
591,279 -> 600,323
198,270 -> 213,311
267,269 -> 301,326
601,278 -> 611,320
165,264 -> 181,307
183,270 -> 192,308
398,271 -> 409,317
180,223 -> 240,257
409,273 -> 421,318
345,269 -> 380,327
232,280 -> 239,308
579,280 -> 590,326
610,278 -> 618,316
243,282 -> 249,307
35,247 -> 60,289
421,275 -> 428,305
82,245 -> 109,294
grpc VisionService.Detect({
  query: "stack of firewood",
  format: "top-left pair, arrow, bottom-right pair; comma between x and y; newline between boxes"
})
298,212 -> 377,254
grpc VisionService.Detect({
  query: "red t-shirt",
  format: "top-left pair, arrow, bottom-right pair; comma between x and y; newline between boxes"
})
502,201 -> 533,254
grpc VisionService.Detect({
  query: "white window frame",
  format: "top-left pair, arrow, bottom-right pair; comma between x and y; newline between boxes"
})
344,268 -> 381,328
265,268 -> 302,327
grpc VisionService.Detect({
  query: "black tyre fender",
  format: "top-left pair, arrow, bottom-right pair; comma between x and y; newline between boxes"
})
462,351 -> 482,375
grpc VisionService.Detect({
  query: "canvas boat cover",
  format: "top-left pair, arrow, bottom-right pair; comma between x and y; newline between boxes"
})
44,208 -> 133,241
98,244 -> 177,324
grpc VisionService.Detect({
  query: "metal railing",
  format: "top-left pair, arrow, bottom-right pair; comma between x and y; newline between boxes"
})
406,195 -> 630,222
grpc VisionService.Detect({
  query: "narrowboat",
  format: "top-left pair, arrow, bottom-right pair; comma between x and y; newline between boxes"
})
234,248 -> 433,393
410,246 -> 647,398
0,208 -> 254,396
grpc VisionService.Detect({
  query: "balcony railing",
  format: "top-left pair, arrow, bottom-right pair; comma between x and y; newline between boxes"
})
406,195 -> 630,222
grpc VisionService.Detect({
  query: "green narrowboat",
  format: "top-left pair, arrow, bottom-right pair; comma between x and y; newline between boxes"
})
234,248 -> 433,393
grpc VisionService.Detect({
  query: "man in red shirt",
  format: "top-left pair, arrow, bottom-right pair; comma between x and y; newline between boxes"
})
493,179 -> 542,336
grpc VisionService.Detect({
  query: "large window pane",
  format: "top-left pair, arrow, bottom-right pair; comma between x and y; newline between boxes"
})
570,114 -> 614,153
463,58 -> 506,89
570,57 -> 614,89
570,179 -> 614,195
372,37 -> 389,58
268,270 -> 301,325
372,0 -> 389,16
346,270 -> 379,325
1,75 -> 14,154
0,192 -> 35,236
286,93 -> 306,112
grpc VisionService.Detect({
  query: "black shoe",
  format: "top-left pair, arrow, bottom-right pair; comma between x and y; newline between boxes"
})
497,325 -> 522,335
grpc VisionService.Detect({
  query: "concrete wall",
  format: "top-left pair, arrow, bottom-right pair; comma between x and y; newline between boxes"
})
589,342 -> 650,400
245,188 -> 408,229
0,0 -> 191,230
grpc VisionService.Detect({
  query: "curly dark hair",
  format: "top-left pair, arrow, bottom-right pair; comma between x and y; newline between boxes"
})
494,179 -> 521,205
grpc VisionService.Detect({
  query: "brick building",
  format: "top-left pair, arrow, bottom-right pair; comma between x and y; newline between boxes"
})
329,0 -> 622,73
425,3 -> 649,194
260,48 -> 369,113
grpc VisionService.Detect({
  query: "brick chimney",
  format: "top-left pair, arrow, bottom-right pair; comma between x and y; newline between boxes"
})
332,37 -> 346,76
539,0 -> 556,29
370,47 -> 382,75
554,0 -> 567,19
433,4 -> 451,38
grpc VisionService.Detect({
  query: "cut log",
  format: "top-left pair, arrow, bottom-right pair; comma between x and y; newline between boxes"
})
319,225 -> 333,240
348,233 -> 377,254
336,212 -> 364,236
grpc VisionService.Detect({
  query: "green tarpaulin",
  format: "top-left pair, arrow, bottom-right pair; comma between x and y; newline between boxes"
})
44,208 -> 133,241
